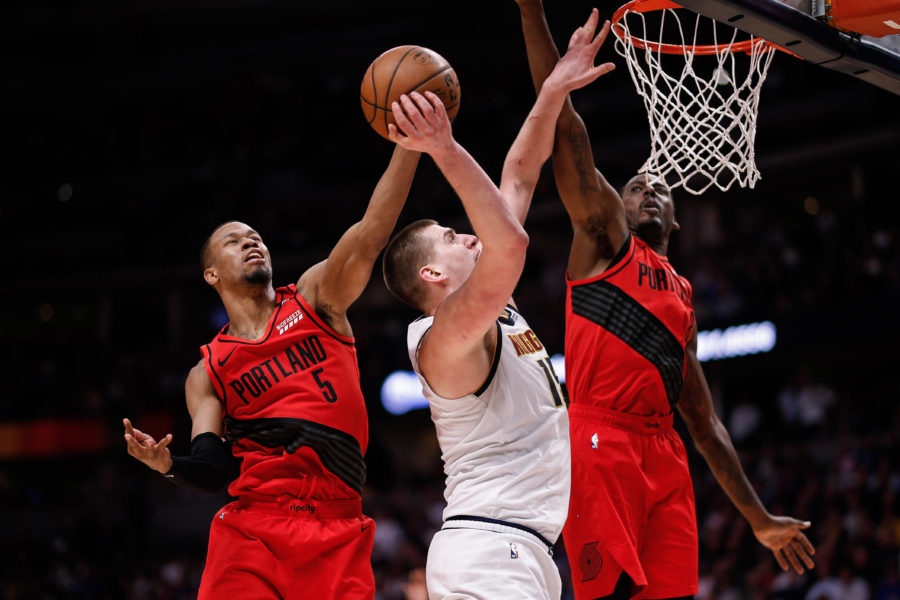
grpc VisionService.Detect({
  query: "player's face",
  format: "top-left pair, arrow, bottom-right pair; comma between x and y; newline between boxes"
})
622,174 -> 677,239
425,224 -> 481,282
208,222 -> 272,286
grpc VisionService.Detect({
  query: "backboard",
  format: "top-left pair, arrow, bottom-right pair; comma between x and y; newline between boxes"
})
673,0 -> 900,95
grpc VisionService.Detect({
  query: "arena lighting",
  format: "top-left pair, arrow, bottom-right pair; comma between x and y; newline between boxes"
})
380,370 -> 429,415
696,320 -> 777,362
380,322 -> 776,414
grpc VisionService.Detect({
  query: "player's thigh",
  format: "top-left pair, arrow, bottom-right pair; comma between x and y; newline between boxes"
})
635,484 -> 698,597
426,528 -> 560,600
284,515 -> 376,600
198,504 -> 281,600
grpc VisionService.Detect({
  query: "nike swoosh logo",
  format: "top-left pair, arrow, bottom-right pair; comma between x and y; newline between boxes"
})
217,346 -> 237,367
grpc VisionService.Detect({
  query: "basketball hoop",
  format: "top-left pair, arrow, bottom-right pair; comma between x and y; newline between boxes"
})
612,0 -> 783,194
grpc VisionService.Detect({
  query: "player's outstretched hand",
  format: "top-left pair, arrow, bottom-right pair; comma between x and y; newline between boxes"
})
123,417 -> 174,474
387,91 -> 453,155
753,515 -> 816,574
545,9 -> 615,94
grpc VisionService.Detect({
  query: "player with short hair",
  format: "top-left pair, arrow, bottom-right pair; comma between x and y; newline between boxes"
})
513,2 -> 816,599
123,145 -> 420,599
381,11 -> 614,599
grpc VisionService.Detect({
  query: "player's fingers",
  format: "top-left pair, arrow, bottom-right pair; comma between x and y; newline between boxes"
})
391,101 -> 416,135
773,547 -> 790,571
588,62 -> 616,82
156,434 -> 172,450
583,8 -> 599,38
123,417 -> 133,434
386,123 -> 406,143
592,19 -> 611,48
423,91 -> 448,122
791,538 -> 815,568
409,91 -> 437,119
400,94 -> 429,129
784,546 -> 804,574
797,531 -> 815,556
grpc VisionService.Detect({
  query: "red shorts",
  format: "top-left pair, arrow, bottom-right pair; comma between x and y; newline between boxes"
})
198,495 -> 376,600
564,404 -> 698,600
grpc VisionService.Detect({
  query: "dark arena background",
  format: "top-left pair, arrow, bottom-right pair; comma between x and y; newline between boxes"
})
3,1 -> 900,598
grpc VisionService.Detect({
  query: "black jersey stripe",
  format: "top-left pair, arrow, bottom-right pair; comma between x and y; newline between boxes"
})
570,280 -> 684,407
223,416 -> 366,494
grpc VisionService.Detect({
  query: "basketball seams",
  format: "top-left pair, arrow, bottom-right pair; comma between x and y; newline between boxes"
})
360,45 -> 460,139
365,62 -> 379,124
382,46 -> 420,138
405,66 -> 459,110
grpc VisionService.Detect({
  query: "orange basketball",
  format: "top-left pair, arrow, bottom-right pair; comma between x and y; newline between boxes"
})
360,45 -> 461,140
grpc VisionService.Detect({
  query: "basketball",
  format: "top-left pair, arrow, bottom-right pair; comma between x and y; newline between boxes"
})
360,45 -> 461,140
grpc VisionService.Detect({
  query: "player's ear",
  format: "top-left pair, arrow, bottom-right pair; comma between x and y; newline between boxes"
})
204,266 -> 219,286
672,217 -> 680,232
419,264 -> 446,284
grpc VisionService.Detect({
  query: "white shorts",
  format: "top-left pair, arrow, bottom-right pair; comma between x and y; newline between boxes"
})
426,518 -> 562,600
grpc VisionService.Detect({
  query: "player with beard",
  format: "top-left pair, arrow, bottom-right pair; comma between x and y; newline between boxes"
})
512,2 -> 816,599
123,145 -> 420,599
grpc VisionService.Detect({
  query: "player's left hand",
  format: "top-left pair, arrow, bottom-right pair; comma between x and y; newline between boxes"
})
753,515 -> 815,574
545,9 -> 615,94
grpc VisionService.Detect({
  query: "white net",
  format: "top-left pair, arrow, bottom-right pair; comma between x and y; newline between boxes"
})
613,3 -> 778,194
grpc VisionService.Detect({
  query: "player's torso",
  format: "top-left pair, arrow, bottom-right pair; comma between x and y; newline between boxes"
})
408,306 -> 570,539
565,236 -> 695,415
201,285 -> 368,499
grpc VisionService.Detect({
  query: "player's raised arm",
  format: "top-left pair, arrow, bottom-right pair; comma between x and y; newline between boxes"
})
677,331 -> 816,574
515,1 -> 629,278
298,145 -> 420,332
389,91 -> 528,397
500,8 -> 615,225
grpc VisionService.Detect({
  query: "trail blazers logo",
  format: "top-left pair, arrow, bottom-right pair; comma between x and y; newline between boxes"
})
579,541 -> 603,582
276,309 -> 303,335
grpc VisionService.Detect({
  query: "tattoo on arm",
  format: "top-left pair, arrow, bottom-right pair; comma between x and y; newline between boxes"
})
566,120 -> 598,197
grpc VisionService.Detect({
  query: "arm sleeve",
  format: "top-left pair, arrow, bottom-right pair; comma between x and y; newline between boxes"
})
162,431 -> 229,493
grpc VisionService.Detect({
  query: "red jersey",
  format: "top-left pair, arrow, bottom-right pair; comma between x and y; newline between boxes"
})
200,284 -> 368,500
564,235 -> 695,416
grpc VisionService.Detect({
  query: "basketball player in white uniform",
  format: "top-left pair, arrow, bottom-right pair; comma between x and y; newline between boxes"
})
380,11 -> 615,598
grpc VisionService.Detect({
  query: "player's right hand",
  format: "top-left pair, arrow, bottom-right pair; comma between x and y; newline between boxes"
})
123,417 -> 174,474
753,515 -> 816,574
387,92 -> 453,155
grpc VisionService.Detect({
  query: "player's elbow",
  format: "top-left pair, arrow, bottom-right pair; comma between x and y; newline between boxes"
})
505,226 -> 530,259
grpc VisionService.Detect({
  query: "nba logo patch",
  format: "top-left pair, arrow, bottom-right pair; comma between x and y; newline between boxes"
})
591,433 -> 599,449
509,543 -> 519,559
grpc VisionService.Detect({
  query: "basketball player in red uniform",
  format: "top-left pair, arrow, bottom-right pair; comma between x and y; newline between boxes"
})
122,145 -> 420,599
513,2 -> 816,599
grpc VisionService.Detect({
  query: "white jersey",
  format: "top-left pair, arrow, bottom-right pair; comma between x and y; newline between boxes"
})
407,305 -> 570,542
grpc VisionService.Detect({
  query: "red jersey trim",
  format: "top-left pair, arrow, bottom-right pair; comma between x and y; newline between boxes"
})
202,343 -> 228,401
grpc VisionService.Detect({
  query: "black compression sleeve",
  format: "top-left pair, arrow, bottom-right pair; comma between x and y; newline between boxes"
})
163,432 -> 229,493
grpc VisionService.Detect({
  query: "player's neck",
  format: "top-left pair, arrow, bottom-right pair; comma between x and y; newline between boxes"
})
635,230 -> 668,257
221,283 -> 278,340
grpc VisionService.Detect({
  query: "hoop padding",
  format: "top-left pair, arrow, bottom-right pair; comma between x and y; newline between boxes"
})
612,1 -> 777,194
